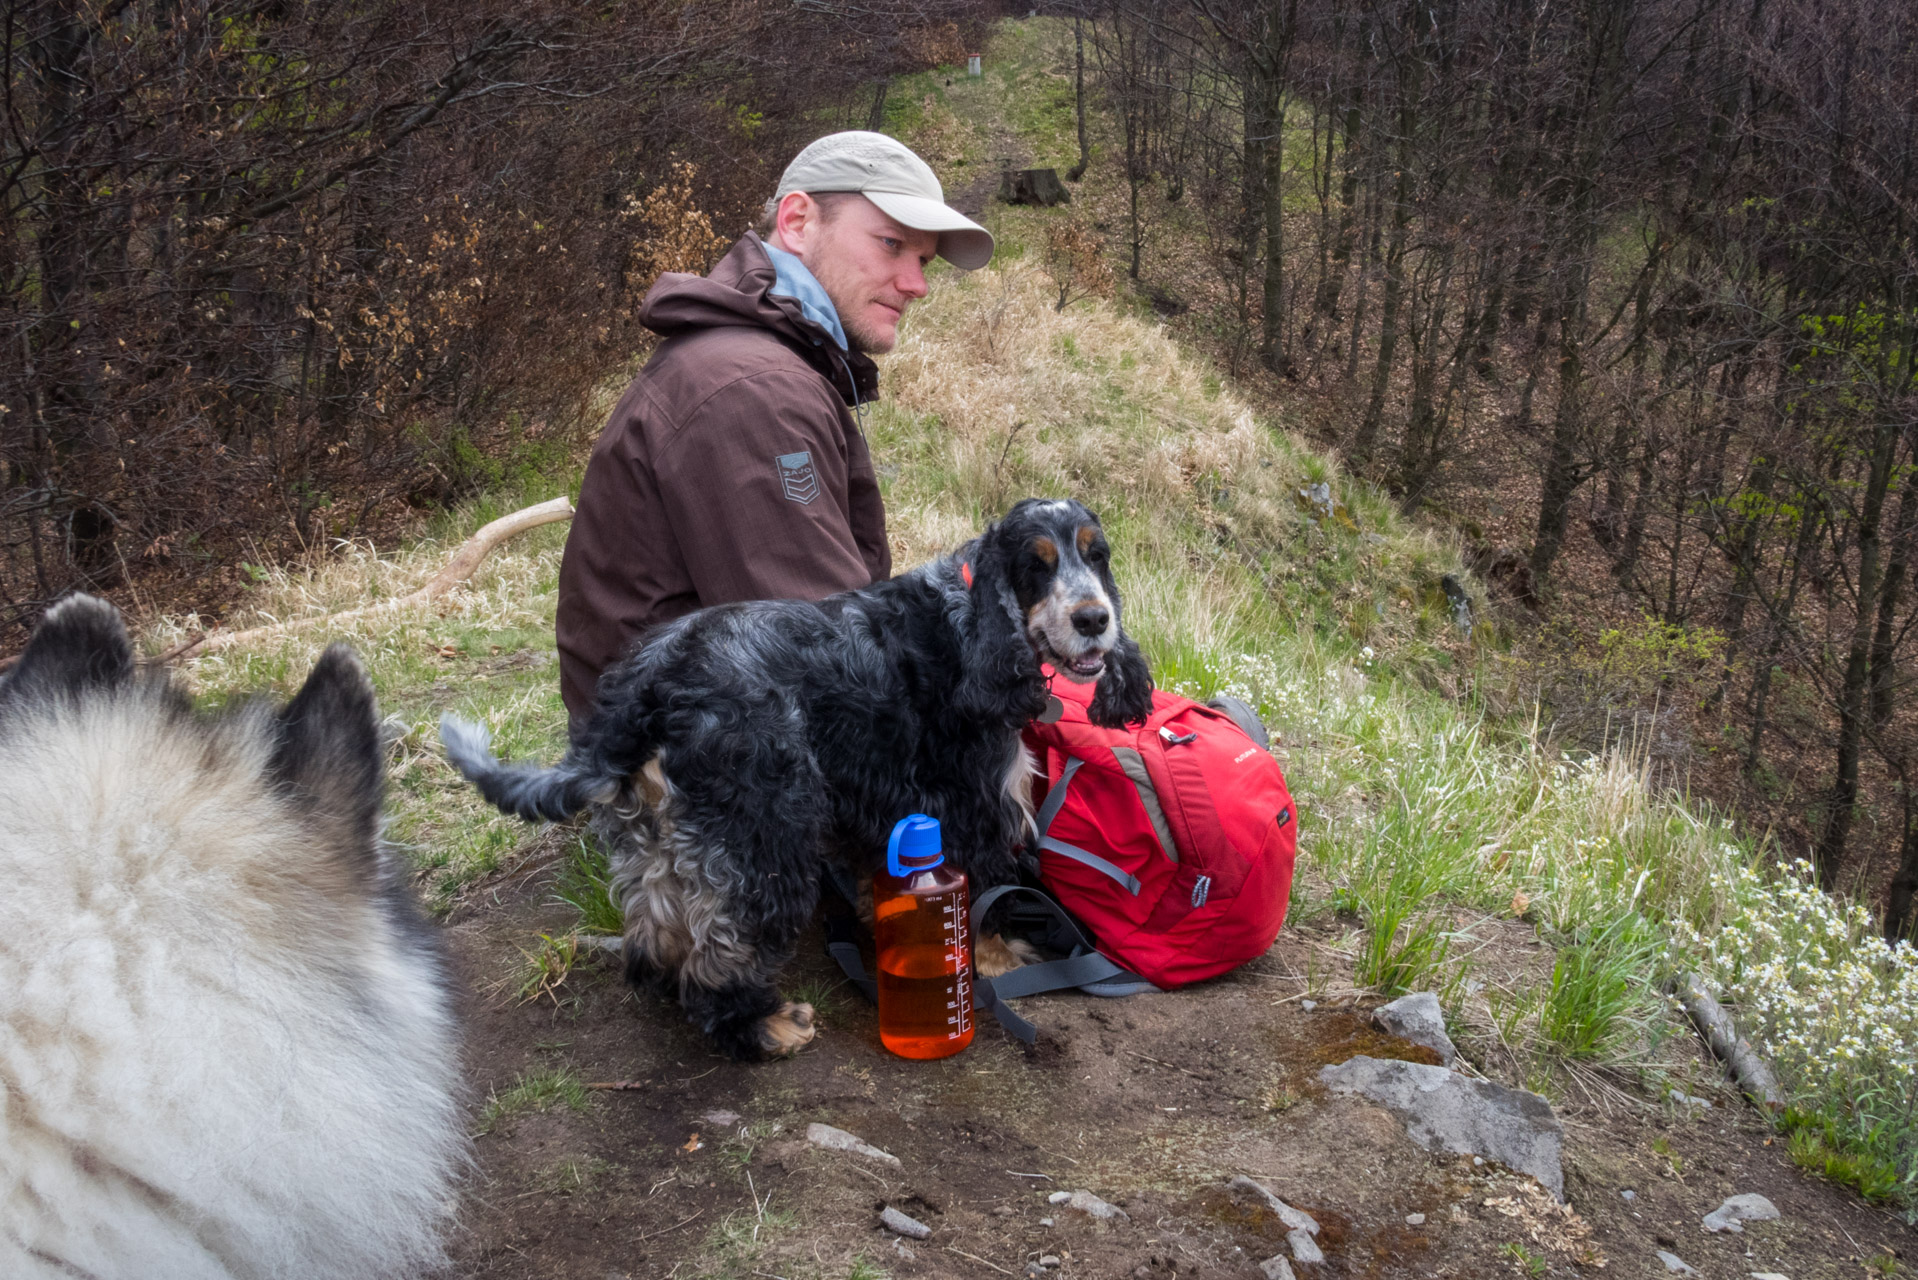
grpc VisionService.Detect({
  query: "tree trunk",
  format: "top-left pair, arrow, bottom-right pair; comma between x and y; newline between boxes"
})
1068,19 -> 1089,182
1812,418 -> 1899,889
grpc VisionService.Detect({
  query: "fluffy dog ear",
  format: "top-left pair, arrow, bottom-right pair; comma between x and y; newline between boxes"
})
1,593 -> 134,708
271,644 -> 385,873
952,532 -> 1046,725
1088,631 -> 1154,729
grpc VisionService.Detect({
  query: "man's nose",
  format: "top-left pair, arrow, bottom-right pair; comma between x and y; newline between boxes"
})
899,259 -> 929,299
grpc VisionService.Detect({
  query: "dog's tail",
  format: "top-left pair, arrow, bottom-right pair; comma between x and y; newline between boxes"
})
438,715 -> 616,823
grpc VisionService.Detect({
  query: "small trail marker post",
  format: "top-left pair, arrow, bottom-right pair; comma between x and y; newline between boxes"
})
967,53 -> 981,76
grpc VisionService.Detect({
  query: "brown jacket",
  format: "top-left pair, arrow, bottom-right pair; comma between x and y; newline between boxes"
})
556,234 -> 892,717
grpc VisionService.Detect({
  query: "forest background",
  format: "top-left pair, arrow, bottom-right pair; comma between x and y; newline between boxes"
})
3,0 -> 1916,938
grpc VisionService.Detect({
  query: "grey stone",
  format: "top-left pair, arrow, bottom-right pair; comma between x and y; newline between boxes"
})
1373,992 -> 1458,1066
805,1123 -> 901,1167
1227,1176 -> 1319,1234
890,1238 -> 917,1261
1026,1265 -> 1048,1278
880,1206 -> 930,1239
1405,1213 -> 1426,1225
1702,1193 -> 1780,1234
700,1109 -> 741,1128
1657,1251 -> 1700,1275
1288,1228 -> 1324,1263
1441,574 -> 1475,634
1039,1256 -> 1061,1268
1050,1189 -> 1128,1221
1670,1088 -> 1713,1109
1750,1273 -> 1791,1279
1299,998 -> 1318,1011
1620,1189 -> 1636,1201
1039,1217 -> 1054,1227
1258,1256 -> 1297,1280
1318,1055 -> 1564,1200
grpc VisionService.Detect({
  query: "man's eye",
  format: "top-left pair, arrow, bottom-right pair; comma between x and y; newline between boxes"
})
881,237 -> 901,251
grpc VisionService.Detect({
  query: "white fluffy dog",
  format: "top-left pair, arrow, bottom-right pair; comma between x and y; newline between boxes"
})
0,596 -> 466,1279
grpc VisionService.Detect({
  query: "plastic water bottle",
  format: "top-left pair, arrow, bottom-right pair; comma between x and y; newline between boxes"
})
874,815 -> 975,1060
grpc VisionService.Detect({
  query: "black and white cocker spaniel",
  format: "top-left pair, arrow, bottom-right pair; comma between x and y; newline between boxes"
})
441,498 -> 1153,1060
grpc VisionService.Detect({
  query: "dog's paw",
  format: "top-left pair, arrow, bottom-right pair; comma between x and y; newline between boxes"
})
975,933 -> 1040,978
755,1001 -> 817,1057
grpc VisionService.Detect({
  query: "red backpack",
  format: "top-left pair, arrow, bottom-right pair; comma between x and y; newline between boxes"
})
969,675 -> 1297,1028
820,675 -> 1298,1045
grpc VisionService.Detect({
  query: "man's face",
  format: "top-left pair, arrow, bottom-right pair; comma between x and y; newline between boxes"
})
779,194 -> 939,355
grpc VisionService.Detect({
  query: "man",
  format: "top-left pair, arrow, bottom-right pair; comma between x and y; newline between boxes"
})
556,131 -> 994,718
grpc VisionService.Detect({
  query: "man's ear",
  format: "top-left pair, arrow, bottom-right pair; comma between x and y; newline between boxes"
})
1088,631 -> 1154,729
770,191 -> 821,257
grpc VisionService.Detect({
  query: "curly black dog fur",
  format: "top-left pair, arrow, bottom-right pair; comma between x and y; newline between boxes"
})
442,498 -> 1153,1060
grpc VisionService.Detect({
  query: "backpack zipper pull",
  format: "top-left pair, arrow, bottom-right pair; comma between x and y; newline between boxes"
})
1159,726 -> 1198,746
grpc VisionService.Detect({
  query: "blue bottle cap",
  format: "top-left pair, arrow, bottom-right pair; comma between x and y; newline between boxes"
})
887,814 -> 943,877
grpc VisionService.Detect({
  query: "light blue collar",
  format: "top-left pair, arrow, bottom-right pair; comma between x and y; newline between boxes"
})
762,241 -> 849,352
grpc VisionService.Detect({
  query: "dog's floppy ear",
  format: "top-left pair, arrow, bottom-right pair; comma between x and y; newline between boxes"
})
270,643 -> 385,869
1088,630 -> 1154,729
952,526 -> 1047,725
1,593 -> 135,708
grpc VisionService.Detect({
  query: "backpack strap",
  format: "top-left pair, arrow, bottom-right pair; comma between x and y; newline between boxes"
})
971,884 -> 1156,1000
1028,755 -> 1142,893
818,866 -> 878,1004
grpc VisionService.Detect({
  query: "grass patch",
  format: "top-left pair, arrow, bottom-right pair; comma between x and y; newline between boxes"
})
555,832 -> 624,936
476,1067 -> 591,1135
529,1154 -> 619,1197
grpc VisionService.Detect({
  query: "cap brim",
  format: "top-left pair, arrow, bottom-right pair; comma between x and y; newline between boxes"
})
864,190 -> 995,270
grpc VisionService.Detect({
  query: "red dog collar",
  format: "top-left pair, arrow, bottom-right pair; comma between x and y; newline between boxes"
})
961,561 -> 974,589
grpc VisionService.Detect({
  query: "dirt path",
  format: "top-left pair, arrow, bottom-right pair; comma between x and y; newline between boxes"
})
441,844 -> 1909,1280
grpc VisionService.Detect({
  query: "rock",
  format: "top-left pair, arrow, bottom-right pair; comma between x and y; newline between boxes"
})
1405,1212 -> 1426,1225
701,1109 -> 741,1127
1026,1265 -> 1048,1278
880,1206 -> 930,1239
1039,1256 -> 1061,1268
1299,998 -> 1318,1011
1288,1228 -> 1324,1264
1441,574 -> 1475,633
1702,1193 -> 1780,1233
1750,1273 -> 1791,1279
1620,1189 -> 1636,1201
1318,1055 -> 1565,1200
1049,1189 -> 1128,1221
992,1205 -> 1015,1217
1657,1251 -> 1700,1275
804,1123 -> 901,1167
890,1238 -> 917,1261
1227,1176 -> 1319,1234
1258,1256 -> 1297,1280
1670,1088 -> 1713,1109
1372,992 -> 1458,1066
1039,1217 -> 1054,1227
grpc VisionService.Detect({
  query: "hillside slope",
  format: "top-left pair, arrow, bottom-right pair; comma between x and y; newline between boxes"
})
143,19 -> 1914,1278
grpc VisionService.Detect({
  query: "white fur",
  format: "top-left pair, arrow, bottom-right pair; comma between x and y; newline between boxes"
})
0,694 -> 466,1279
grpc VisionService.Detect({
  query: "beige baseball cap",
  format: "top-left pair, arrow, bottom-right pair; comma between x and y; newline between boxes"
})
775,131 -> 995,271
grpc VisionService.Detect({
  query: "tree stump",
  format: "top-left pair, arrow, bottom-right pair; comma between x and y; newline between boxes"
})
999,167 -> 1071,206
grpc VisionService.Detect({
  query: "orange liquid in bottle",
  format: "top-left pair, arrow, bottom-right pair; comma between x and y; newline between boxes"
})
875,872 -> 975,1059
874,815 -> 974,1060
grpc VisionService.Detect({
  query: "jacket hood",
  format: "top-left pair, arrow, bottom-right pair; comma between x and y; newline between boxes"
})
639,232 -> 879,407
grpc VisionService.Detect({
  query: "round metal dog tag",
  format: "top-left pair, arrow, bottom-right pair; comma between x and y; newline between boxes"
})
1036,695 -> 1064,724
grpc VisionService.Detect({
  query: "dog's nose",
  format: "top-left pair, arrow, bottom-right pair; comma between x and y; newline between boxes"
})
1071,604 -> 1110,637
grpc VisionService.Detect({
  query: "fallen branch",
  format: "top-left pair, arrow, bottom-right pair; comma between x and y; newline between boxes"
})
176,496 -> 574,659
1669,972 -> 1785,1114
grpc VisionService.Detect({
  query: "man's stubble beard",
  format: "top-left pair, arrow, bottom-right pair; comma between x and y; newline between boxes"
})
808,231 -> 900,356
